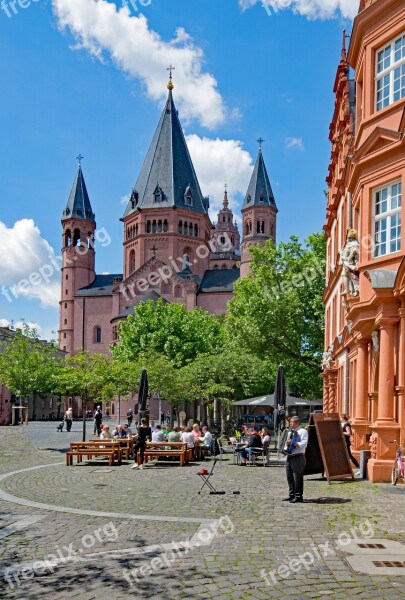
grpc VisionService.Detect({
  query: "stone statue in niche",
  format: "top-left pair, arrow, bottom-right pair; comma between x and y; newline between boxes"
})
369,432 -> 377,460
321,345 -> 333,370
339,228 -> 360,297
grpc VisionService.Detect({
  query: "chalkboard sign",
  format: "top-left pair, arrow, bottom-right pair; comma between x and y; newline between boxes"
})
306,413 -> 353,482
304,414 -> 324,476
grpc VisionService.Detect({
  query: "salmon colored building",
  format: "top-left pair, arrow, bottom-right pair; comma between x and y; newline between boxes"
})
323,0 -> 405,481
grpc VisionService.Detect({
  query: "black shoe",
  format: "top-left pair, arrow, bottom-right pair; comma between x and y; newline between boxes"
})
290,498 -> 304,503
282,497 -> 294,501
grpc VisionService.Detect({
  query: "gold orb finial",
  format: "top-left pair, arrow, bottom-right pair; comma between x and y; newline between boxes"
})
167,79 -> 174,91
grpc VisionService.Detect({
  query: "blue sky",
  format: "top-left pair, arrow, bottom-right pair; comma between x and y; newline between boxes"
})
0,0 -> 355,339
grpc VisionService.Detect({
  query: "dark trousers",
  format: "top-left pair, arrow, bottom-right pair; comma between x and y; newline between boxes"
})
346,443 -> 359,468
134,441 -> 146,465
66,419 -> 72,432
286,454 -> 306,499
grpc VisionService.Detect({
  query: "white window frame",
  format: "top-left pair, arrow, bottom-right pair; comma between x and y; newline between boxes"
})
372,180 -> 402,258
375,32 -> 405,111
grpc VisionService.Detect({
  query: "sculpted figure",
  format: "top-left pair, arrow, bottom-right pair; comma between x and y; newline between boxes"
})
339,228 -> 360,296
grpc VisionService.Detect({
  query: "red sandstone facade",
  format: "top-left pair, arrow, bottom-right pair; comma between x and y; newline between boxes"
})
323,0 -> 405,481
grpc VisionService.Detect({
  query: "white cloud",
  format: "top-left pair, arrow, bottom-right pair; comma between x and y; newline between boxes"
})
239,0 -> 357,20
52,0 -> 227,129
284,136 -> 305,151
0,219 -> 60,308
186,135 -> 254,223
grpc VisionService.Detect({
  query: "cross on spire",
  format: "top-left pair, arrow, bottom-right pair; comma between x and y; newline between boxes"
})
76,154 -> 84,166
167,65 -> 175,90
257,137 -> 264,150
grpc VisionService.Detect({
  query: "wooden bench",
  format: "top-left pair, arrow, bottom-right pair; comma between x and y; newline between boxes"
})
142,442 -> 191,467
89,438 -> 133,460
66,442 -> 122,466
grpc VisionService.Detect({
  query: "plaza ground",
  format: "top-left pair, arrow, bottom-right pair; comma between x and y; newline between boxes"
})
0,423 -> 405,599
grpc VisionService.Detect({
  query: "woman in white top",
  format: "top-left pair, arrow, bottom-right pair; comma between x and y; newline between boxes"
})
261,427 -> 271,445
100,425 -> 112,439
181,427 -> 195,448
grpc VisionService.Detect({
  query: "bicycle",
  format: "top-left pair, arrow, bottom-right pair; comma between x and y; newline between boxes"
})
391,441 -> 404,486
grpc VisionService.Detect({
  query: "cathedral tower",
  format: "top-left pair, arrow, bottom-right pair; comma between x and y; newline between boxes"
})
240,144 -> 278,277
209,186 -> 241,269
59,158 -> 96,355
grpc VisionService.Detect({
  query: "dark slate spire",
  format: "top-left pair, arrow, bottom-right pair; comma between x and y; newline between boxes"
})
62,163 -> 95,222
242,149 -> 277,210
122,87 -> 207,218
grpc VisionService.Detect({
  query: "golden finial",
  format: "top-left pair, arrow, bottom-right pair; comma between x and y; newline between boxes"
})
167,64 -> 175,90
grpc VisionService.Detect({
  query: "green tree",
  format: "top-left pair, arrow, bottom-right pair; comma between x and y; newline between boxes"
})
0,324 -> 60,420
226,234 -> 325,398
112,299 -> 223,367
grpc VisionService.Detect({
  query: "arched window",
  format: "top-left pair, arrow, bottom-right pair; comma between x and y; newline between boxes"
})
184,185 -> 193,206
147,221 -> 151,233
223,216 -> 226,223
182,247 -> 192,270
64,319 -> 67,325
152,220 -> 157,233
95,327 -> 102,343
111,403 -> 115,416
64,229 -> 71,247
214,265 -> 219,270
127,228 -> 130,240
73,228 -> 81,246
194,224 -> 198,237
231,235 -> 235,245
221,264 -> 227,269
178,220 -> 183,234
174,285 -> 182,298
162,281 -> 172,295
163,219 -> 168,232
249,221 -> 252,233
158,220 -> 162,233
135,224 -> 138,236
245,223 -> 250,236
129,249 -> 135,273
220,236 -> 226,245
183,222 -> 188,236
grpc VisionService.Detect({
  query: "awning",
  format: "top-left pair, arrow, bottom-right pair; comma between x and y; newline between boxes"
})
233,394 -> 323,408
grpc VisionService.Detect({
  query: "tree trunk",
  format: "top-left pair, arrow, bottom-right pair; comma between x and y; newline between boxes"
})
82,395 -> 87,442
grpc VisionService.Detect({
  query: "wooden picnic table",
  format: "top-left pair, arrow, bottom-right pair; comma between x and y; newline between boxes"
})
66,441 -> 122,466
142,442 -> 192,467
89,437 -> 134,459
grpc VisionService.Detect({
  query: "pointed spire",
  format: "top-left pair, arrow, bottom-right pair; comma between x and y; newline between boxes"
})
62,159 -> 95,222
223,182 -> 229,209
243,148 -> 277,210
123,86 -> 207,217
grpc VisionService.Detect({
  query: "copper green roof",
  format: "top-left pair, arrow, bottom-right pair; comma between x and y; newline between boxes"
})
242,149 -> 277,210
122,90 -> 208,218
62,165 -> 95,222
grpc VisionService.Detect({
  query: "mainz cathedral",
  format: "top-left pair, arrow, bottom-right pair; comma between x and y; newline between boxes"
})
59,74 -> 278,355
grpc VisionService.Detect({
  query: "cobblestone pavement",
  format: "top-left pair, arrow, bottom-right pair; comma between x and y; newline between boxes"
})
1,423 -> 405,599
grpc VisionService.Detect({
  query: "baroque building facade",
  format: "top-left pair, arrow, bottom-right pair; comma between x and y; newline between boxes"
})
58,79 -> 278,360
323,0 -> 405,481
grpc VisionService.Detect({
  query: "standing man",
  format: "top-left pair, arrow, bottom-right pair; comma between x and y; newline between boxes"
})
94,406 -> 103,436
127,408 -> 133,428
283,416 -> 308,504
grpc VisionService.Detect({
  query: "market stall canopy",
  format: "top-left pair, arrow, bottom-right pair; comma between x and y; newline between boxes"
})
233,394 -> 323,408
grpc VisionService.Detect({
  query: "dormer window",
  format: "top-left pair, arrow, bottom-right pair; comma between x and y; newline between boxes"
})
184,185 -> 193,206
246,194 -> 251,203
154,185 -> 163,203
130,189 -> 139,209
259,195 -> 264,203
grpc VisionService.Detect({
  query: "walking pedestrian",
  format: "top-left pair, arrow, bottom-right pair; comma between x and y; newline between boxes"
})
64,408 -> 73,432
340,414 -> 360,475
283,416 -> 308,504
127,408 -> 133,427
94,406 -> 103,436
132,417 -> 152,470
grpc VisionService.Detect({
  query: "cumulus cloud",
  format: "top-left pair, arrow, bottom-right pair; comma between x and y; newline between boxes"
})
186,135 -> 254,222
52,0 -> 227,129
239,0 -> 357,20
284,136 -> 305,151
0,219 -> 60,308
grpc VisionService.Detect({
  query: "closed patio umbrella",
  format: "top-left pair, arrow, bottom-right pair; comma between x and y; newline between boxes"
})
137,368 -> 149,424
274,364 -> 286,431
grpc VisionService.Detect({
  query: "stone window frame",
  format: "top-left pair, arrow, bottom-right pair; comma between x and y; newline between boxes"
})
373,179 -> 402,258
376,32 -> 405,111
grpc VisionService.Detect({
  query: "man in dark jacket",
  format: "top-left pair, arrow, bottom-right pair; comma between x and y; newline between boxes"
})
94,406 -> 103,436
239,426 -> 262,465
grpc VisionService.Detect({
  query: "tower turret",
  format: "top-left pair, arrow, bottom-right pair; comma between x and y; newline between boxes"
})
240,143 -> 278,277
209,186 -> 241,269
59,158 -> 96,355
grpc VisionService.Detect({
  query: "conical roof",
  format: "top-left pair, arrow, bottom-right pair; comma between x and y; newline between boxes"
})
242,149 -> 277,210
122,90 -> 207,218
62,165 -> 95,222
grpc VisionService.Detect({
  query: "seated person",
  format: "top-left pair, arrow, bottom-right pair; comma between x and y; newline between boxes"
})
112,424 -> 122,437
261,427 -> 271,445
181,427 -> 195,449
152,425 -> 165,443
114,425 -> 128,439
123,424 -> 132,436
192,423 -> 202,441
162,424 -> 170,437
167,426 -> 181,442
100,424 -> 112,439
239,426 -> 262,465
150,420 -> 157,433
199,426 -> 213,447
